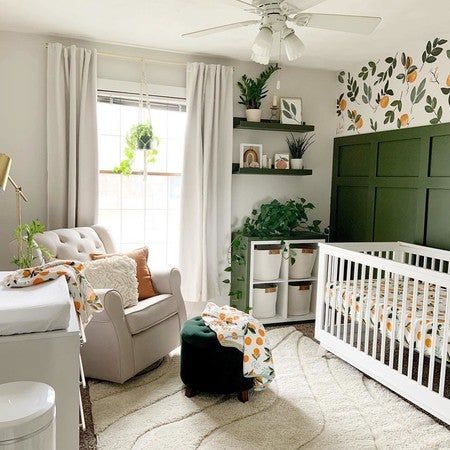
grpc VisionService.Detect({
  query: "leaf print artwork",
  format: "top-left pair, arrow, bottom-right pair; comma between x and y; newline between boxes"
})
281,98 -> 302,124
336,37 -> 450,135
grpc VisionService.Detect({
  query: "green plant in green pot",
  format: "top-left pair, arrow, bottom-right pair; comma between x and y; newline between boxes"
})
286,132 -> 315,170
224,198 -> 326,307
237,63 -> 281,123
12,220 -> 53,269
113,122 -> 159,175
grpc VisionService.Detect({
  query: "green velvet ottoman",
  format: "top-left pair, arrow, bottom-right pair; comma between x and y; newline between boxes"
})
180,316 -> 253,402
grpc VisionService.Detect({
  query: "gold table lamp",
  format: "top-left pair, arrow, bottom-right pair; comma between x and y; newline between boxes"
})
0,153 -> 29,254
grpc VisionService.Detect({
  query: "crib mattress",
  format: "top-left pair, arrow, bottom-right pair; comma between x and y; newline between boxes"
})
0,271 -> 71,336
326,279 -> 449,362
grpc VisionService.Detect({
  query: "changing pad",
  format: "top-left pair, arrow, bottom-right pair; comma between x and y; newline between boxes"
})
0,271 -> 71,336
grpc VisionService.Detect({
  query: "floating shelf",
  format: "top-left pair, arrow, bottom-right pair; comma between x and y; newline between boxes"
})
233,117 -> 314,133
232,163 -> 312,176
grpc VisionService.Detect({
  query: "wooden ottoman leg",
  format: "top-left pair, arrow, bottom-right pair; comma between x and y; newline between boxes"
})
238,390 -> 249,403
185,386 -> 197,398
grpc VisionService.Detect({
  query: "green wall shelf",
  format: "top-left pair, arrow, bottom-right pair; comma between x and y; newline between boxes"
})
233,117 -> 314,133
232,163 -> 312,176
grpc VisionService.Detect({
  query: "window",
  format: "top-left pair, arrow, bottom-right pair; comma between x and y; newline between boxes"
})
97,93 -> 186,269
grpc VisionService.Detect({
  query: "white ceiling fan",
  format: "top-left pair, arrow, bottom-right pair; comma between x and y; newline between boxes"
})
181,0 -> 381,64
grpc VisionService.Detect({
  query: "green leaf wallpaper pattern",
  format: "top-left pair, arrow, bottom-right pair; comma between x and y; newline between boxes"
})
336,37 -> 450,135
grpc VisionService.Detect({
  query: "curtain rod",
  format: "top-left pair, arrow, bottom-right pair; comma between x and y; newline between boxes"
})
44,43 -> 235,70
44,43 -> 187,67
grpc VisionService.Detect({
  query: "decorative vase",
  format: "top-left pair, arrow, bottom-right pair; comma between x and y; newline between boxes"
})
246,109 -> 262,122
290,158 -> 303,170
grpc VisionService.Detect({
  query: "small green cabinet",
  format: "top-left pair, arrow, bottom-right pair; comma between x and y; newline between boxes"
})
230,232 -> 326,325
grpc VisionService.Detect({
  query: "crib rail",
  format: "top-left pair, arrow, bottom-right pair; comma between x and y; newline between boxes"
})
315,242 -> 450,424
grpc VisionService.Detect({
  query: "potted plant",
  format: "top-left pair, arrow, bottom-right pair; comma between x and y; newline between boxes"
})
237,63 -> 281,122
113,122 -> 158,175
11,220 -> 53,268
286,132 -> 315,170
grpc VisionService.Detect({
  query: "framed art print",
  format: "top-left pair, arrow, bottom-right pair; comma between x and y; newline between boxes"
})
280,97 -> 302,125
240,144 -> 263,168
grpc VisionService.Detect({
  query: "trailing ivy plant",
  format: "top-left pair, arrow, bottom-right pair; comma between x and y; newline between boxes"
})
224,198 -> 326,305
113,122 -> 159,175
237,63 -> 280,109
12,220 -> 53,269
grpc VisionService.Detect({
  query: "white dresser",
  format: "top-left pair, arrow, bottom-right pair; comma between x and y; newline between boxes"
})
0,275 -> 80,450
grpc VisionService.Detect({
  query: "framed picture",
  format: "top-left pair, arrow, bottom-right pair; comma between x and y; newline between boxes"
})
280,97 -> 302,125
240,144 -> 263,168
274,154 -> 290,169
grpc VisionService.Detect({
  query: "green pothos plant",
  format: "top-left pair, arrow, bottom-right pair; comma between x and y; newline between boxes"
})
223,198 -> 327,306
113,122 -> 159,175
12,220 -> 53,269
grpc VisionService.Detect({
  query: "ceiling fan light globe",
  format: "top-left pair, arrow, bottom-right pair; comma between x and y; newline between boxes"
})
283,31 -> 305,61
251,52 -> 270,65
252,27 -> 273,56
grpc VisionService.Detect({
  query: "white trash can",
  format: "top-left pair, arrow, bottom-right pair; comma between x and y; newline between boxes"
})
0,381 -> 56,450
253,245 -> 283,281
288,282 -> 312,316
289,246 -> 317,279
252,284 -> 277,319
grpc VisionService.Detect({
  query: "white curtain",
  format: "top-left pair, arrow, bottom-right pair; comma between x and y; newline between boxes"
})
46,43 -> 98,229
179,62 -> 234,302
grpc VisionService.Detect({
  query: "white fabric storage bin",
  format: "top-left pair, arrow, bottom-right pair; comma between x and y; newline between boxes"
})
253,245 -> 283,281
252,284 -> 277,319
288,282 -> 312,316
0,381 -> 56,450
289,246 -> 317,279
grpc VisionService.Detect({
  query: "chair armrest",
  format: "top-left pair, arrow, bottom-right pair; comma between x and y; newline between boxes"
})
151,268 -> 186,327
151,268 -> 181,295
91,288 -> 126,325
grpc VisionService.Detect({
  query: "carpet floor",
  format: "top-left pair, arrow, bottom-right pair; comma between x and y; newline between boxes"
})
84,326 -> 450,449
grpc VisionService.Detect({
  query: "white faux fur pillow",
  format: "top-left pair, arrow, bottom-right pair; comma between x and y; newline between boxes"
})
84,255 -> 139,308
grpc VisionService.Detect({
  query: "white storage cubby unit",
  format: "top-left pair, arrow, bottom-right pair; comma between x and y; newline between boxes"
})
248,238 -> 325,324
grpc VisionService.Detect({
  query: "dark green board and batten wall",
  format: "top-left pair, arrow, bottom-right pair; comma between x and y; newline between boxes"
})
331,122 -> 450,250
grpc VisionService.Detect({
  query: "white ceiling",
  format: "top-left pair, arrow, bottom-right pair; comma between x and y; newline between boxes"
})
1,0 -> 449,70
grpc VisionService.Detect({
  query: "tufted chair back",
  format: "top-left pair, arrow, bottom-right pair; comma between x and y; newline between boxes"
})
34,225 -> 118,263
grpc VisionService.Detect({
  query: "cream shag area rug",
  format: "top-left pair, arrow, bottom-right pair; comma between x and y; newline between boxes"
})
90,328 -> 450,449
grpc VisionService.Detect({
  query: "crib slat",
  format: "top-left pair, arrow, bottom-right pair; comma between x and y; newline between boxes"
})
330,256 -> 339,336
356,264 -> 366,351
350,262 -> 360,347
417,282 -> 430,385
407,279 -> 419,380
388,273 -> 400,368
364,265 -> 374,354
342,259 -> 352,344
371,266 -> 383,359
398,277 -> 409,374
438,288 -> 450,396
336,257 -> 345,340
380,270 -> 391,363
428,285 -> 441,390
324,254 -> 333,332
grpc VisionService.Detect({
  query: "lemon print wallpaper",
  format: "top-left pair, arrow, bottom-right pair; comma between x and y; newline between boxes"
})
336,37 -> 450,135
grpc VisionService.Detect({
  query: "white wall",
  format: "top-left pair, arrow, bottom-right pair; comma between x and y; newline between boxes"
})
0,30 -> 336,269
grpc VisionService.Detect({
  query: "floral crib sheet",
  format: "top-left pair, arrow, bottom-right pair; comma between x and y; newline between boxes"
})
325,278 -> 449,362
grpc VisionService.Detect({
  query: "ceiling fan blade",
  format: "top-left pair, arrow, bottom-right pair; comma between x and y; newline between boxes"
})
281,0 -> 325,15
294,13 -> 381,34
232,0 -> 255,6
182,20 -> 260,38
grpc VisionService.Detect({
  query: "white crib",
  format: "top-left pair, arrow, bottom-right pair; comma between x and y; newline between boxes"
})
314,242 -> 450,424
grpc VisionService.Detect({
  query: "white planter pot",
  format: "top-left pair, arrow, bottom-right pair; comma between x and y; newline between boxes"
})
253,284 -> 277,319
290,158 -> 303,170
246,109 -> 262,122
289,247 -> 317,279
288,282 -> 312,316
253,245 -> 283,281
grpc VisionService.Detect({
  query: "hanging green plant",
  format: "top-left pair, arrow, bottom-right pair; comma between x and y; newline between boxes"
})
113,122 -> 159,175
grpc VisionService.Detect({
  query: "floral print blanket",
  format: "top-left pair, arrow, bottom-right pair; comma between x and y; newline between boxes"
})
202,302 -> 274,390
2,261 -> 103,326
